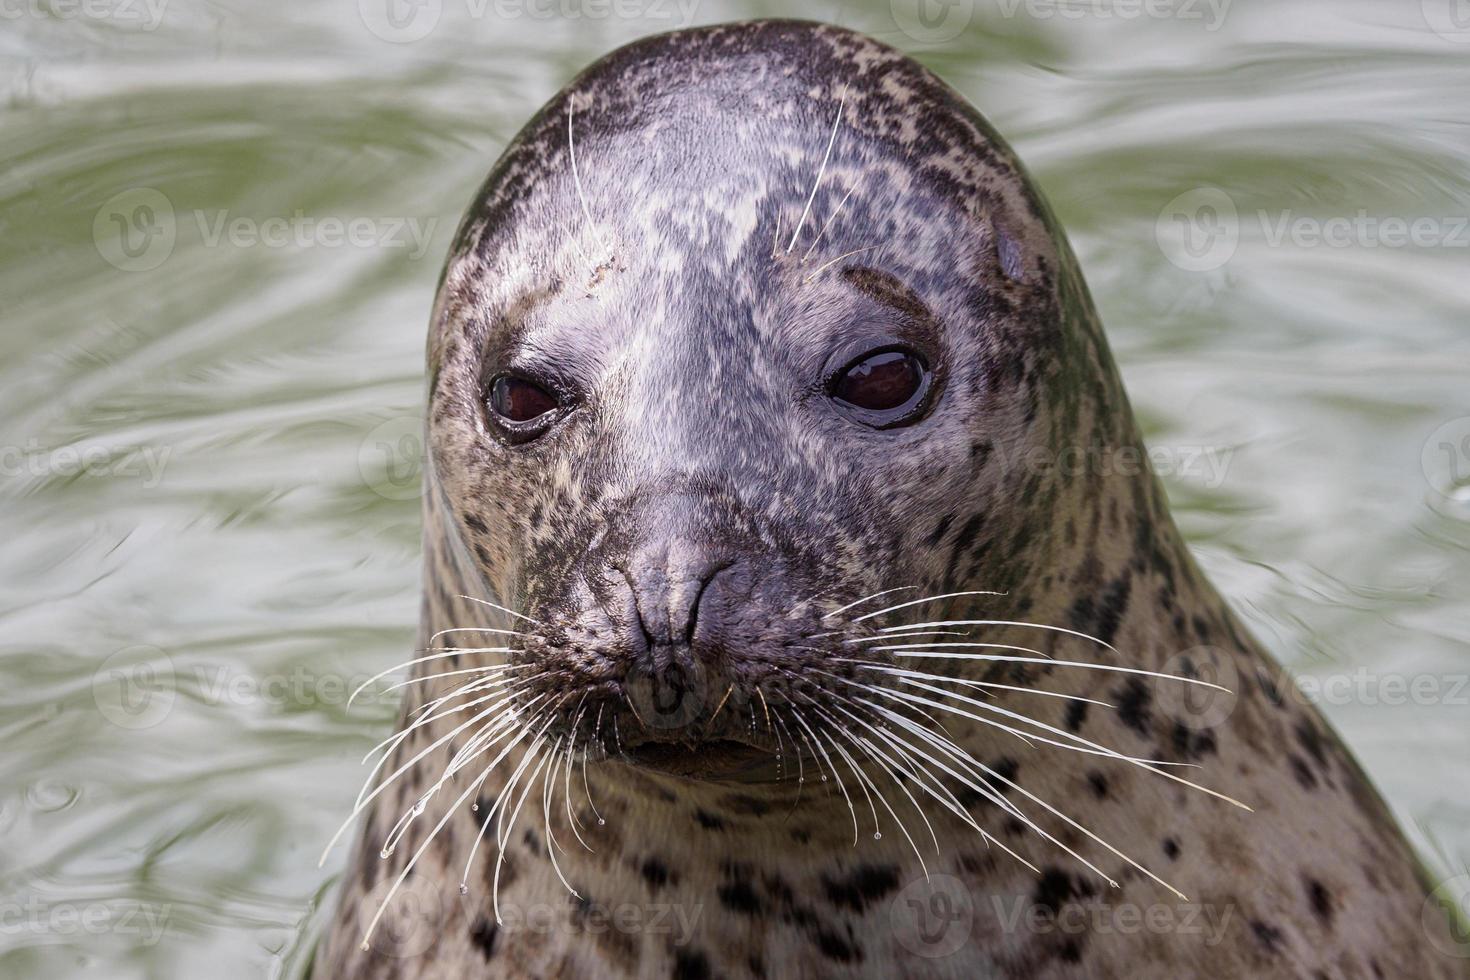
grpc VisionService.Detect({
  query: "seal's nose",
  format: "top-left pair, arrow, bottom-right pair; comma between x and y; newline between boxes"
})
620,540 -> 732,661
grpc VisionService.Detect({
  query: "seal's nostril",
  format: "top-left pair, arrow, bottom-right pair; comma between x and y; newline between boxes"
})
684,561 -> 732,647
617,563 -> 656,658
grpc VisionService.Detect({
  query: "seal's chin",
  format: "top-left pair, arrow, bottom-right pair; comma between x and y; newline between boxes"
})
623,739 -> 783,784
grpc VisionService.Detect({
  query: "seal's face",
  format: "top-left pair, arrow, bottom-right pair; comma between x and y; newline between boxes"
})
426,23 -> 1088,779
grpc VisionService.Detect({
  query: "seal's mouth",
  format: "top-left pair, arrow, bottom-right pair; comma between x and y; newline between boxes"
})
622,738 -> 782,783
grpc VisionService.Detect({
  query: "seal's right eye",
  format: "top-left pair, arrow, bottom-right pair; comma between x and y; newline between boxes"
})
488,374 -> 560,436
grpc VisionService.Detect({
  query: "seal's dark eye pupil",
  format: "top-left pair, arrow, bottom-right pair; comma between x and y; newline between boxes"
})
833,350 -> 924,412
490,376 -> 559,424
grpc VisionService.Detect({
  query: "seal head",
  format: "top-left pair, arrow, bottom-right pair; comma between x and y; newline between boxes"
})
428,19 -> 1118,775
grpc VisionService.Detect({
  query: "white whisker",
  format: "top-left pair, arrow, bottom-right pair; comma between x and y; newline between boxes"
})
851,591 -> 1005,623
457,595 -> 543,625
822,586 -> 919,621
786,98 -> 844,253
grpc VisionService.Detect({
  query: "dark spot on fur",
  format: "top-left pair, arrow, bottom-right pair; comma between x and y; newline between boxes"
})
1305,877 -> 1333,926
1116,678 -> 1153,737
694,809 -> 726,830
822,865 -> 900,912
723,794 -> 770,817
952,513 -> 987,559
463,513 -> 488,534
641,857 -> 671,889
1064,700 -> 1089,732
928,514 -> 954,547
815,926 -> 860,962
1251,919 -> 1284,953
1034,868 -> 1094,915
673,948 -> 711,980
718,879 -> 763,916
1163,837 -> 1180,860
470,916 -> 498,959
1296,719 -> 1328,767
1171,720 -> 1217,760
1086,771 -> 1109,799
1094,575 -> 1132,644
1255,667 -> 1286,708
1059,938 -> 1083,963
1290,755 -> 1319,790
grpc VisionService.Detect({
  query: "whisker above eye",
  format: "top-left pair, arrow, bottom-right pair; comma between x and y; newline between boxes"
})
785,97 -> 845,254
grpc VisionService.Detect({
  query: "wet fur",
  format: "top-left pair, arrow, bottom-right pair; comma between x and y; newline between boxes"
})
314,20 -> 1467,979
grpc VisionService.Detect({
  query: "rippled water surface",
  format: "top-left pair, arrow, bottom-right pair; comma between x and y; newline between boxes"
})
3,1 -> 1469,976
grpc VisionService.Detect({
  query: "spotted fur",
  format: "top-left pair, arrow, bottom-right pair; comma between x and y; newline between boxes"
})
314,20 -> 1467,979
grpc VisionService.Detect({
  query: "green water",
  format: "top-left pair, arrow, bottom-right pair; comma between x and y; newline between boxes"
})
3,1 -> 1469,976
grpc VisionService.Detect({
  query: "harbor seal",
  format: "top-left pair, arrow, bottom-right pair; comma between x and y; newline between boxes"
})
313,19 -> 1468,979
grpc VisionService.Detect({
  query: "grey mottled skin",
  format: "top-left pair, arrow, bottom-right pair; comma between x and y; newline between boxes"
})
314,20 -> 1467,979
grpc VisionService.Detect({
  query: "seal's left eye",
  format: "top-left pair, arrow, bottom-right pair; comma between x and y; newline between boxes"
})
830,347 -> 929,423
489,375 -> 560,425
